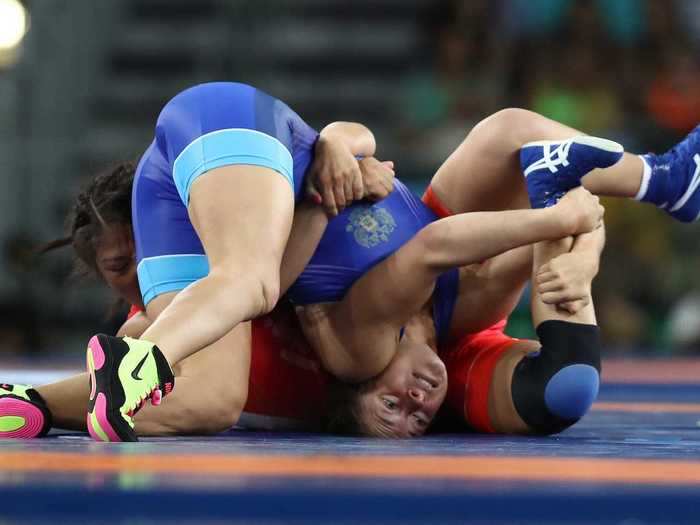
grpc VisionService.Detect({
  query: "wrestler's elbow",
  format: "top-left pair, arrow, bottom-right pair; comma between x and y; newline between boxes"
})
413,222 -> 458,271
208,266 -> 281,317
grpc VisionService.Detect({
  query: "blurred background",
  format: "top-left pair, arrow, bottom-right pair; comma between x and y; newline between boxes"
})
0,0 -> 698,358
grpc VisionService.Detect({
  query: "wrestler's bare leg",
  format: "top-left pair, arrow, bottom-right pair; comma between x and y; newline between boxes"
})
429,108 -> 644,215
487,234 -> 599,434
38,322 -> 251,436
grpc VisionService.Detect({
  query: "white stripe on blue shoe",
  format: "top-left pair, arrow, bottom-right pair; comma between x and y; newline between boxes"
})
521,136 -> 624,208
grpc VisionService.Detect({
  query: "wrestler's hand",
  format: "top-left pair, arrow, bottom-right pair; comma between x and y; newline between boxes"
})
307,134 -> 364,216
536,251 -> 598,311
359,157 -> 395,201
555,187 -> 604,235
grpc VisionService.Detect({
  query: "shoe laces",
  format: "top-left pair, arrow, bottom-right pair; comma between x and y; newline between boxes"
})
525,140 -> 573,176
126,384 -> 163,418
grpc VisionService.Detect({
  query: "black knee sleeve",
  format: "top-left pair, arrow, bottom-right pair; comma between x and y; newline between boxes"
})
511,320 -> 601,435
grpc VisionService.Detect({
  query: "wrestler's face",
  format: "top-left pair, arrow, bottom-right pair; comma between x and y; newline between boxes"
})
357,340 -> 448,438
94,224 -> 142,309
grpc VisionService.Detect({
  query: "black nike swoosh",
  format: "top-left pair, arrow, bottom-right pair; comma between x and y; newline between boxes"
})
131,354 -> 149,381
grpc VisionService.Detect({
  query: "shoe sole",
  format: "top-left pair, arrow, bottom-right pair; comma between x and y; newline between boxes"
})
86,336 -> 126,442
523,136 -> 624,154
0,397 -> 45,439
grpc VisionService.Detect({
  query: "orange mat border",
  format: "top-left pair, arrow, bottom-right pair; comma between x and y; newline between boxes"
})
592,401 -> 700,413
602,359 -> 700,383
3,452 -> 700,486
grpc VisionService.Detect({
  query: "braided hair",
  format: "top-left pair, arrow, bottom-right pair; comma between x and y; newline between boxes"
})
41,162 -> 136,278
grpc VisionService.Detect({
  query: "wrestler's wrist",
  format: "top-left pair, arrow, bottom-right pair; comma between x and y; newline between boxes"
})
545,205 -> 576,238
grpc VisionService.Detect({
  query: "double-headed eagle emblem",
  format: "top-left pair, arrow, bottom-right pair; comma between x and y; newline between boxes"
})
345,205 -> 397,248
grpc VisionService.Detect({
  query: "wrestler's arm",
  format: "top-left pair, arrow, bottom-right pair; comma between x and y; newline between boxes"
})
279,202 -> 329,295
536,223 -> 606,312
320,122 -> 376,157
280,158 -> 395,295
307,122 -> 377,215
319,189 -> 603,381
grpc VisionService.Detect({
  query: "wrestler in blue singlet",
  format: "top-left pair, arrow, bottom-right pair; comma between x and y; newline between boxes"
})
287,180 -> 459,347
132,82 -> 319,306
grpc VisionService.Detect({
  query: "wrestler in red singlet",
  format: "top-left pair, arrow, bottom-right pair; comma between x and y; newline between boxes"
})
124,187 -> 518,434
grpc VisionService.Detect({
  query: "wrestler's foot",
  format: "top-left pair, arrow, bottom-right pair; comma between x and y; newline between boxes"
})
639,125 -> 700,222
0,384 -> 52,438
87,335 -> 174,442
521,136 -> 624,208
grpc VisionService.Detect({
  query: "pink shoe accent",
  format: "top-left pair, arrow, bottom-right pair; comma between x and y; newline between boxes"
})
164,382 -> 173,395
92,393 -> 123,442
0,398 -> 44,439
151,389 -> 162,406
87,337 -> 106,402
86,411 -> 96,439
88,336 -> 106,369
88,364 -> 96,402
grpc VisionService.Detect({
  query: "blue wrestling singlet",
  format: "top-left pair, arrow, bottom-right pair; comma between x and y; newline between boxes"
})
132,82 -> 319,305
287,180 -> 459,346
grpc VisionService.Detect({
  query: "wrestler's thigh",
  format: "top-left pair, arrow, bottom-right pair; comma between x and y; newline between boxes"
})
429,114 -> 531,214
174,320 -> 252,407
188,165 -> 294,277
429,109 -> 583,214
488,340 -> 541,434
134,321 -> 253,435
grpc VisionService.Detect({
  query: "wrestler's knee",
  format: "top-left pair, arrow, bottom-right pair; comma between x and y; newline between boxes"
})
212,265 -> 281,317
247,270 -> 280,316
512,320 -> 601,435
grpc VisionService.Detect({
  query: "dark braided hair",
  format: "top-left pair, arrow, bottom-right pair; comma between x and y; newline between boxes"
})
40,161 -> 136,278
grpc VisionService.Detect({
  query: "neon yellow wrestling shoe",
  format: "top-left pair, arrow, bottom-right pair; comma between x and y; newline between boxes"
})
0,383 -> 52,438
86,335 -> 174,442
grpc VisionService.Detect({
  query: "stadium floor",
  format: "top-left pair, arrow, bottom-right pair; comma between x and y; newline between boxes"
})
1,358 -> 699,524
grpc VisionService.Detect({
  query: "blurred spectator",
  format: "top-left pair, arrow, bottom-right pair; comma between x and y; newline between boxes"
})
668,291 -> 700,353
528,41 -> 623,134
399,0 -> 506,167
645,45 -> 700,135
675,0 -> 700,49
502,0 -> 645,45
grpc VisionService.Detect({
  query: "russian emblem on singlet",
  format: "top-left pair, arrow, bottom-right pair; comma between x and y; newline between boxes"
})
346,205 -> 397,248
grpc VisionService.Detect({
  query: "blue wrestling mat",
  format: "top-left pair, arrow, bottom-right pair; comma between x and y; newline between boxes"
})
0,358 -> 699,524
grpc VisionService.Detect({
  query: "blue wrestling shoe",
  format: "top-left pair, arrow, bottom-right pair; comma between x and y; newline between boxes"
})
640,125 -> 700,222
521,136 -> 624,208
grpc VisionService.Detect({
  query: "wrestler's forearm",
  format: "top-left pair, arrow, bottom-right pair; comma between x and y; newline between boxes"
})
571,222 -> 605,261
421,207 -> 577,271
325,207 -> 579,358
320,122 -> 376,158
280,201 -> 329,295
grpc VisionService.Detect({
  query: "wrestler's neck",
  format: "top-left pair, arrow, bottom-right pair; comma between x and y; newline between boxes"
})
402,306 -> 438,354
